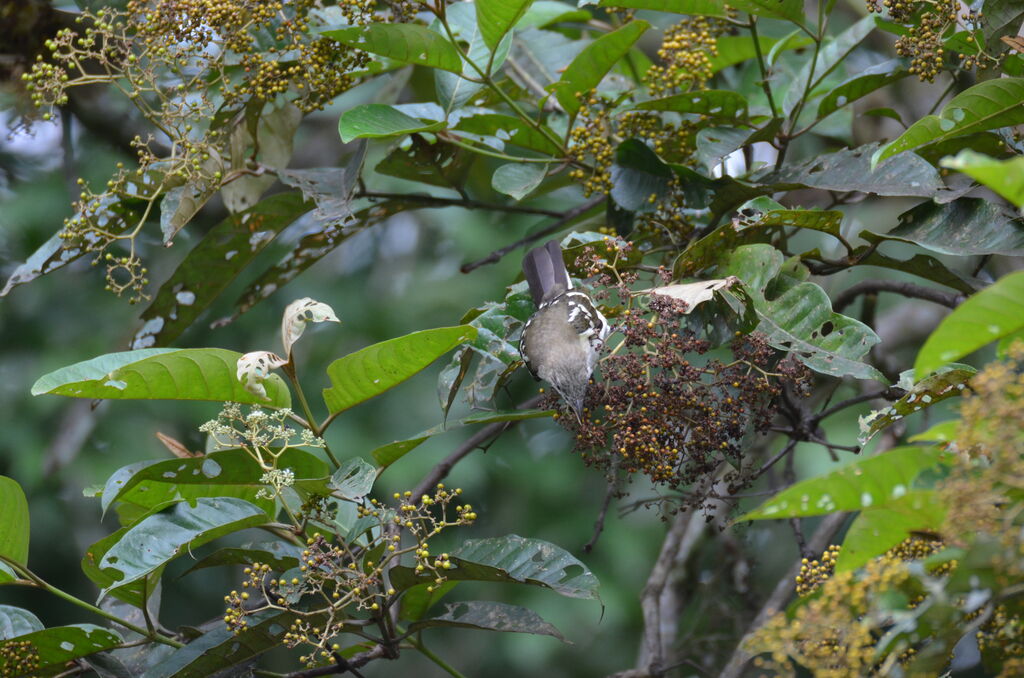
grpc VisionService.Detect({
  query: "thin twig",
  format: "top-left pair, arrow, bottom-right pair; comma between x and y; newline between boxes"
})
281,648 -> 385,678
355,190 -> 563,218
461,196 -> 605,273
584,468 -> 619,553
833,280 -> 964,313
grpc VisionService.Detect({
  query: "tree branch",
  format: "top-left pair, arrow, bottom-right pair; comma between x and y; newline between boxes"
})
355,190 -> 564,218
461,196 -> 606,273
833,280 -> 965,313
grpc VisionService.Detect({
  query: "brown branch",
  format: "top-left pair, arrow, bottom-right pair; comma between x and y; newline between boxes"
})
461,196 -> 606,273
281,647 -> 385,678
583,467 -> 618,553
718,511 -> 848,678
833,279 -> 965,313
410,396 -> 544,502
355,190 -> 564,219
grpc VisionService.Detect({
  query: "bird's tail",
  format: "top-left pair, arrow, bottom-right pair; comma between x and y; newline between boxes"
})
522,239 -> 572,306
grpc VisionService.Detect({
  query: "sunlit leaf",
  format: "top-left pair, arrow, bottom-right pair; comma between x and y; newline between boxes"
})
323,326 -> 477,417
322,23 -> 464,73
940,150 -> 1024,207
915,270 -> 1024,379
836,491 -> 946,572
32,349 -> 291,408
875,78 -> 1024,164
739,446 -> 949,520
0,477 -> 29,567
550,20 -> 649,115
408,600 -> 567,642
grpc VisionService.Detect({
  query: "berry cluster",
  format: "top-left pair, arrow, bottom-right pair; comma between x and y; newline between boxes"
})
796,544 -> 841,597
222,484 -> 476,668
0,639 -> 40,676
568,93 -> 615,198
645,16 -> 732,96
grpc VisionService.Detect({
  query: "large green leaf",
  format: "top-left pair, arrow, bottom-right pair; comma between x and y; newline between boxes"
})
629,90 -> 749,121
322,23 -> 464,73
940,150 -> 1024,207
399,581 -> 459,622
338,104 -> 446,143
100,448 -> 329,519
858,366 -> 975,444
435,3 -> 511,111
477,0 -> 533,51
756,143 -> 948,198
391,534 -> 599,599
875,78 -> 1024,164
550,20 -> 649,115
91,497 -> 267,598
492,163 -> 549,200
180,540 -> 302,577
371,409 -> 554,469
454,113 -> 562,155
133,193 -> 309,349
853,231 -> 978,295
0,477 -> 29,567
0,606 -> 43,639
915,270 -> 1024,379
738,446 -> 949,520
816,59 -> 909,120
610,139 -> 673,212
32,349 -> 291,407
730,0 -> 805,24
408,600 -> 567,642
877,198 -> 1024,257
836,491 -> 946,573
718,244 -> 884,381
783,15 -> 878,114
323,325 -> 476,417
0,625 -> 122,678
708,34 -> 811,72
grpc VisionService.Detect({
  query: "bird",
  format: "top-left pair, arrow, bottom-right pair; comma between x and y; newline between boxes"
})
520,240 -> 610,419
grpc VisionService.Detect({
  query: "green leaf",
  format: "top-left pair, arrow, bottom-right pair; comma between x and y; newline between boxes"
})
371,409 -> 554,469
329,457 -> 375,500
91,497 -> 267,598
0,606 -> 44,639
516,1 -> 590,28
816,59 -> 909,120
940,150 -> 1024,207
32,348 -> 291,408
100,448 -> 329,519
0,563 -> 16,585
391,534 -> 599,599
915,270 -> 1024,378
550,20 -> 649,115
408,600 -> 567,642
492,163 -> 549,200
836,491 -> 946,572
338,104 -> 446,143
180,540 -> 302,577
610,139 -> 674,213
729,0 -> 805,23
877,198 -> 1024,257
629,90 -> 749,121
221,102 -> 302,213
323,325 -> 477,416
398,581 -> 458,622
322,23 -> 464,73
908,419 -> 959,443
0,625 -> 122,678
133,193 -> 309,349
159,179 -> 221,245
783,15 -> 878,114
708,35 -> 811,73
858,366 -> 975,444
435,3 -> 510,112
0,477 -> 29,567
739,446 -> 949,520
853,231 -> 978,295
875,78 -> 1024,164
453,113 -> 562,155
477,0 -> 533,51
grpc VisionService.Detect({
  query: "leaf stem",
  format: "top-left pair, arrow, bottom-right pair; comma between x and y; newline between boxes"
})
407,634 -> 468,678
0,555 -> 184,649
282,361 -> 341,469
439,133 -> 554,163
748,18 -> 779,119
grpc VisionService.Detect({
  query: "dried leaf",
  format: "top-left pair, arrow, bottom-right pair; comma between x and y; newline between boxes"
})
647,277 -> 739,311
236,351 -> 287,400
281,298 -> 340,358
154,432 -> 201,459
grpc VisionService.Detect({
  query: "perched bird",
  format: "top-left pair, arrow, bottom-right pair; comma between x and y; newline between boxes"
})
520,240 -> 610,418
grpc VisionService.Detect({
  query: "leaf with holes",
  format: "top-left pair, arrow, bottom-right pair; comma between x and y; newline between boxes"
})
836,491 -> 947,572
454,113 -> 562,155
858,366 -> 975,445
629,90 -> 749,122
322,23 -> 464,73
100,448 -> 329,520
338,104 -> 446,143
408,601 -> 567,642
550,20 -> 649,115
0,477 -> 29,567
875,78 -> 1024,164
0,625 -> 122,677
132,193 -> 309,349
89,497 -> 267,599
391,534 -> 599,599
323,326 -> 477,416
940,150 -> 1024,207
915,270 -> 1024,379
738,446 -> 950,521
877,198 -> 1024,257
329,457 -> 375,500
32,349 -> 291,407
